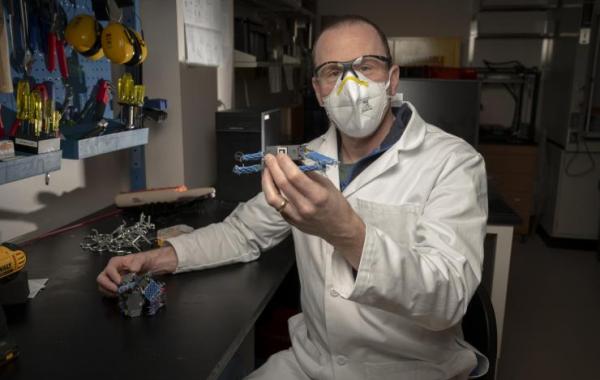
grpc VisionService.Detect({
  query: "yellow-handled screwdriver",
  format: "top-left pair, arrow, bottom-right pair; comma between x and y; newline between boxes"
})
15,80 -> 30,120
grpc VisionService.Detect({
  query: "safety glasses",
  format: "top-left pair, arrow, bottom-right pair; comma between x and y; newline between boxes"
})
314,55 -> 391,86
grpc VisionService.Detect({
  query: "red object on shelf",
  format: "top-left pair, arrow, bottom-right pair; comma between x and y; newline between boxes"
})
400,66 -> 478,80
429,67 -> 478,79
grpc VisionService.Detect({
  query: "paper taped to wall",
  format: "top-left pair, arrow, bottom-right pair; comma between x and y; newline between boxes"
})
182,0 -> 228,66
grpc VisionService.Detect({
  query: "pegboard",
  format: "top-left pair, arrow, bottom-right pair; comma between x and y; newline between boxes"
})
0,0 -> 141,137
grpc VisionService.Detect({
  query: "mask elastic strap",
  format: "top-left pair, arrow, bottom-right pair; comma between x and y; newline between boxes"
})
384,69 -> 404,107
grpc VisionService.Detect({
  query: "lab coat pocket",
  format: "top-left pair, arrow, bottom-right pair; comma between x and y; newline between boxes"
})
365,360 -> 446,380
355,198 -> 420,247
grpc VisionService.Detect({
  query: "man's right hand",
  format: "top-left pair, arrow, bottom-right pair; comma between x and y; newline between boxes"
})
96,246 -> 178,297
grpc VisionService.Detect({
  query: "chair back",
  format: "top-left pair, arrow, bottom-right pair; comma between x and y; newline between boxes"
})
462,285 -> 497,380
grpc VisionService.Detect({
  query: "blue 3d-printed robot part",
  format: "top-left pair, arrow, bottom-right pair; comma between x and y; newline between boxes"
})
232,144 -> 338,175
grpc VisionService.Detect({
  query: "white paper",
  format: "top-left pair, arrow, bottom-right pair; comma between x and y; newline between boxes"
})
182,0 -> 228,66
183,0 -> 220,29
185,24 -> 222,66
28,278 -> 48,298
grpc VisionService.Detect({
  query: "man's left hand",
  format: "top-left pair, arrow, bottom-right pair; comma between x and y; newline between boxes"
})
262,153 -> 365,268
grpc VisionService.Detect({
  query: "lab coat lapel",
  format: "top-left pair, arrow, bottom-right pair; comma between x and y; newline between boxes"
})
342,102 -> 427,198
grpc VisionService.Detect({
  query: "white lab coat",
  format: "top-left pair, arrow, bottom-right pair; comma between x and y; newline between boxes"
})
168,102 -> 489,380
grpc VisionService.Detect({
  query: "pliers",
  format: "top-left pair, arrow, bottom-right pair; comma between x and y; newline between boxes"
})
45,0 -> 68,79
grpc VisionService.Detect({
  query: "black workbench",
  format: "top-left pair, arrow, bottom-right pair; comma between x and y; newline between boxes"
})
1,199 -> 296,380
1,188 -> 519,380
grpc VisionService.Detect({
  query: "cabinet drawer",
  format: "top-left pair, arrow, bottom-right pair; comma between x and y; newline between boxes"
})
479,144 -> 537,157
480,144 -> 538,175
483,155 -> 537,175
489,173 -> 535,194
500,190 -> 534,234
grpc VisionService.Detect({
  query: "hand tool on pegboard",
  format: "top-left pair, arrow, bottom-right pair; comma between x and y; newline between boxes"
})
5,0 -> 16,67
40,0 -> 69,79
9,80 -> 30,137
29,86 -> 43,137
18,0 -> 33,74
79,79 -> 110,122
43,81 -> 60,137
60,83 -> 75,126
0,104 -> 5,139
95,79 -> 110,120
0,3 -> 14,93
33,83 -> 48,136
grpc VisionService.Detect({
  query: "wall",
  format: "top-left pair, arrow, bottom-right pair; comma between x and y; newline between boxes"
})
140,0 -> 186,189
0,151 -> 129,242
180,63 -> 218,188
141,0 -> 232,190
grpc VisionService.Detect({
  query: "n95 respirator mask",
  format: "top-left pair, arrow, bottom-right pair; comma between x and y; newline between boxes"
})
322,71 -> 391,138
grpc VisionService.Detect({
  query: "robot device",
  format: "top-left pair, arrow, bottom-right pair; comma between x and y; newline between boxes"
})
117,273 -> 166,317
233,144 -> 337,175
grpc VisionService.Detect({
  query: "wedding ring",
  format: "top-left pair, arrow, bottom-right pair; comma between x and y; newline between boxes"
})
276,198 -> 288,212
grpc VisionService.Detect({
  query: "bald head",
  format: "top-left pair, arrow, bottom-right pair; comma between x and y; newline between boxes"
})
313,16 -> 391,68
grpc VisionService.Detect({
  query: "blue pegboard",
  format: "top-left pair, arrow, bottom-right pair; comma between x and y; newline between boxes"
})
0,0 -> 141,136
0,0 -> 146,191
122,0 -> 146,191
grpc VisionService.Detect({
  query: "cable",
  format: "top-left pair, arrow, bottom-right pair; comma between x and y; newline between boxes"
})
233,164 -> 262,175
238,151 -> 263,162
16,208 -> 123,247
305,151 -> 337,165
298,163 -> 325,172
564,136 -> 596,177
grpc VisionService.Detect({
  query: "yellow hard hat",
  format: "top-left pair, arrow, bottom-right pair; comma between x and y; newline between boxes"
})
64,14 -> 104,60
101,22 -> 147,66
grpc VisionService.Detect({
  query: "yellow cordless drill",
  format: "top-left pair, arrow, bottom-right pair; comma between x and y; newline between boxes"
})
0,243 -> 27,367
0,244 -> 26,280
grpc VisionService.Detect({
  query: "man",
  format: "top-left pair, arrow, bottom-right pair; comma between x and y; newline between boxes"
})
98,15 -> 488,380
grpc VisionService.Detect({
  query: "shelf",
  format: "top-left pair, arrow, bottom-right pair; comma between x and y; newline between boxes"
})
237,0 -> 315,18
234,50 -> 301,68
61,128 -> 149,160
481,78 -> 529,84
283,54 -> 301,65
479,4 -> 555,12
479,3 -> 581,12
235,61 -> 274,68
0,150 -> 62,185
476,33 -> 554,40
